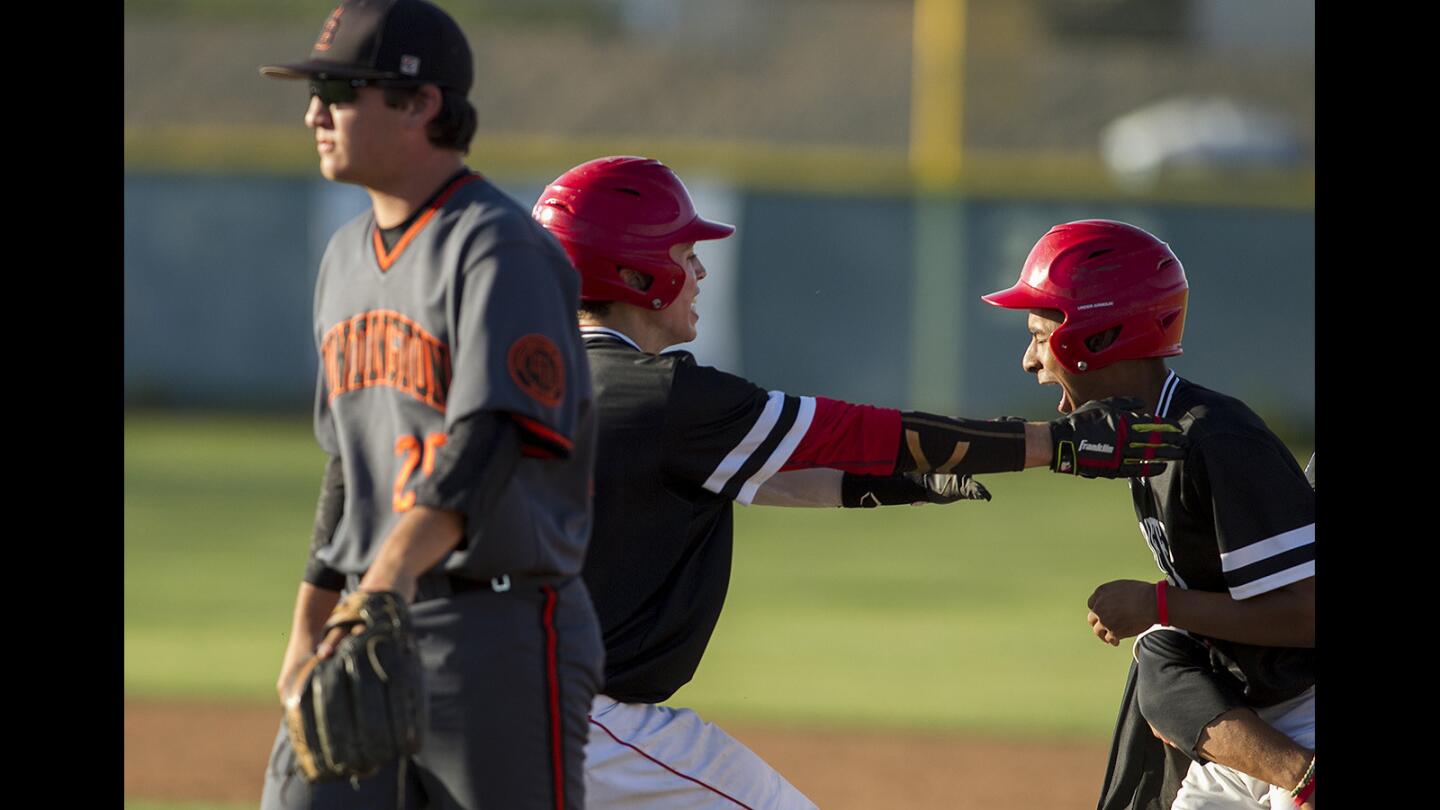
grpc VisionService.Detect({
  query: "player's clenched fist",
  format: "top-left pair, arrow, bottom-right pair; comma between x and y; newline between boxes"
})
1049,396 -> 1185,478
1086,579 -> 1159,645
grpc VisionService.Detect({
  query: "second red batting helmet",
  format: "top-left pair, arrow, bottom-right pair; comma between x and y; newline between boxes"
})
981,220 -> 1188,373
532,156 -> 735,310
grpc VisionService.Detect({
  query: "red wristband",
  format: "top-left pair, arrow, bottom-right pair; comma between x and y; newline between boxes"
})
1294,776 -> 1315,805
1156,580 -> 1170,626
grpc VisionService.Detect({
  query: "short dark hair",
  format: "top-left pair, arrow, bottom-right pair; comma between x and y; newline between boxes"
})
578,300 -> 613,321
577,268 -> 653,321
383,85 -> 478,153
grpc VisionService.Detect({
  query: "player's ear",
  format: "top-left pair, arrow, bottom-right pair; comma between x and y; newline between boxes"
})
409,84 -> 443,128
618,268 -> 653,292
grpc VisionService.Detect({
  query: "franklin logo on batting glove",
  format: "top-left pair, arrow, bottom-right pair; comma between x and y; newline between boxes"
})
1048,397 -> 1186,479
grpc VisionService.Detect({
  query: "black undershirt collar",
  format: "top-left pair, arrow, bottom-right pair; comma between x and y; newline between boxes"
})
376,168 -> 474,252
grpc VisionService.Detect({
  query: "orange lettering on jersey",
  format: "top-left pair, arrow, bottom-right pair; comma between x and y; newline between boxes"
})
412,339 -> 431,402
319,310 -> 452,412
366,312 -> 385,383
429,340 -> 452,405
314,4 -> 344,52
323,328 -> 345,397
384,325 -> 402,388
394,325 -> 411,391
345,320 -> 364,389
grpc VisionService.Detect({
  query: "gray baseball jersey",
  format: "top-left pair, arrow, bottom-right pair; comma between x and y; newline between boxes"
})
311,171 -> 594,581
262,171 -> 604,810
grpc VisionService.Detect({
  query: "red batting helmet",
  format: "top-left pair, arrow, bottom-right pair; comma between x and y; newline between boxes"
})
981,220 -> 1188,373
532,156 -> 735,310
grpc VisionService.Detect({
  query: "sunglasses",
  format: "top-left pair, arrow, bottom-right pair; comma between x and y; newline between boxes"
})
308,77 -> 422,106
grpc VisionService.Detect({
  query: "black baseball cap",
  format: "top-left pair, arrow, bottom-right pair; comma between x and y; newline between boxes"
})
260,0 -> 473,95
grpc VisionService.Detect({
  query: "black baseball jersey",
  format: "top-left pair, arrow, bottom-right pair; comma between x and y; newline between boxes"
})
582,326 -> 832,703
1128,370 -> 1315,706
1097,371 -> 1315,810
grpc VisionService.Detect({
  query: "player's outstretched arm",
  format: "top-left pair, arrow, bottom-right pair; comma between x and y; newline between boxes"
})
895,397 -> 1185,481
749,468 -> 844,507
682,376 -> 1181,507
751,468 -> 990,508
841,471 -> 990,506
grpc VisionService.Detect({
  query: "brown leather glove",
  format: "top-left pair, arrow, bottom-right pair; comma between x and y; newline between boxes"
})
282,591 -> 425,783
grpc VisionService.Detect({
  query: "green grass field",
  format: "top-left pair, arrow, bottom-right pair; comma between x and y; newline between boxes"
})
124,412 -> 1311,741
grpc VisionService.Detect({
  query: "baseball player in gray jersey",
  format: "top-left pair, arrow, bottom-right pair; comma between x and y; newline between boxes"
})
256,2 -> 602,808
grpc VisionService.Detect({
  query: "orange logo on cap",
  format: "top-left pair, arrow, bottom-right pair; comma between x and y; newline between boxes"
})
314,4 -> 345,51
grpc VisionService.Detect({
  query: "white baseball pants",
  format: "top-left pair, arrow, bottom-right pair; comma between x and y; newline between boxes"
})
583,695 -> 818,810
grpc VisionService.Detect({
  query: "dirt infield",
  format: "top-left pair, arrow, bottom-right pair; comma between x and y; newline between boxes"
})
125,699 -> 1110,809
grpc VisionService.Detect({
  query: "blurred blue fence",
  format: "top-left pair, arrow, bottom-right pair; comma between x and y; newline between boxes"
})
124,173 -> 1312,434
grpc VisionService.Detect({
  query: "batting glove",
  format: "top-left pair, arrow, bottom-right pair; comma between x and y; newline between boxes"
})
1049,397 -> 1186,478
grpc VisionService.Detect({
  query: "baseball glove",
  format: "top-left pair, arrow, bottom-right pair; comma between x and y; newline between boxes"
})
282,591 -> 425,784
1049,397 -> 1187,478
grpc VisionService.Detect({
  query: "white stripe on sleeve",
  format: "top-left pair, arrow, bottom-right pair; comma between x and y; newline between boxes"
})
736,396 -> 817,505
1156,370 -> 1180,417
1229,560 -> 1315,600
701,391 -> 786,495
1219,524 -> 1314,572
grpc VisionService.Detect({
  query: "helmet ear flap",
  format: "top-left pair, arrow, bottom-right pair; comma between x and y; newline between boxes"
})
1083,325 -> 1122,354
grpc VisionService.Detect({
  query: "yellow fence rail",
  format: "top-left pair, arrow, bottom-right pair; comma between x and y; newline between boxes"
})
125,125 -> 1314,210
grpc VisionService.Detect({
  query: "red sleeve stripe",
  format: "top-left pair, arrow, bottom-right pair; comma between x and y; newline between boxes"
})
512,414 -> 575,452
541,585 -> 566,810
779,397 -> 900,476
